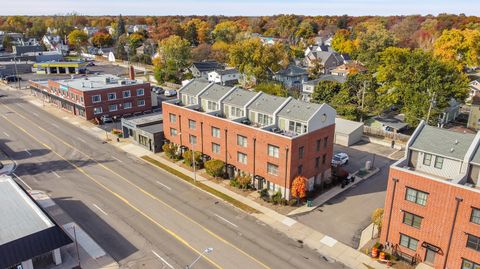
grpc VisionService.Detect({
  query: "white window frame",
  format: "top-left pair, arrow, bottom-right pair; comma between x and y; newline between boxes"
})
237,135 -> 247,147
211,127 -> 220,138
170,128 -> 177,137
124,102 -> 132,109
189,134 -> 197,145
93,107 -> 103,114
92,95 -> 101,103
123,90 -> 131,98
237,152 -> 247,164
169,113 -> 177,123
137,99 -> 145,107
108,104 -> 118,112
268,144 -> 279,158
107,92 -> 116,100
136,88 -> 145,96
212,143 -> 220,154
267,163 -> 279,176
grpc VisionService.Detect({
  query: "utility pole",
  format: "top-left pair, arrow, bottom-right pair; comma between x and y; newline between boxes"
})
192,140 -> 197,183
13,56 -> 20,90
360,81 -> 366,122
426,91 -> 436,125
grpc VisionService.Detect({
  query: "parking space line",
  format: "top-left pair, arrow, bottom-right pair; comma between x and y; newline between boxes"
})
93,204 -> 108,216
112,156 -> 123,163
3,131 -> 9,137
51,171 -> 61,178
152,250 -> 174,269
25,149 -> 31,156
13,173 -> 32,191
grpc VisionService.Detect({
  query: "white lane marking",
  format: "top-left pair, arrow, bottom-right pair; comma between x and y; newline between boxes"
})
156,181 -> 172,191
25,149 -> 32,156
112,156 -> 123,163
214,213 -> 238,228
152,250 -> 174,269
33,112 -> 39,117
78,138 -> 86,143
281,217 -> 297,227
13,173 -> 32,191
51,123 -> 59,128
3,131 -> 9,137
51,171 -> 61,178
93,204 -> 108,216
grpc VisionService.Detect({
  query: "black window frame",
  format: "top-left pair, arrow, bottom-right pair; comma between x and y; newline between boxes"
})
434,156 -> 444,169
402,211 -> 423,229
467,234 -> 480,252
299,146 -> 304,159
471,207 -> 480,225
405,187 -> 429,206
399,233 -> 419,251
423,153 -> 432,166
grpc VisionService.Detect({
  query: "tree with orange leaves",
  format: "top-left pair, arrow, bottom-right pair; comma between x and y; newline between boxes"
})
291,176 -> 307,205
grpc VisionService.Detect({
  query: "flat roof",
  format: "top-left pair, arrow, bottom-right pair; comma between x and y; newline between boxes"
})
139,123 -> 163,134
335,117 -> 364,134
55,74 -> 147,92
122,112 -> 163,127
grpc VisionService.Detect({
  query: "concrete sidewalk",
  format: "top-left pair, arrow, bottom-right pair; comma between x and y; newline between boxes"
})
9,86 -> 391,269
0,148 -> 15,175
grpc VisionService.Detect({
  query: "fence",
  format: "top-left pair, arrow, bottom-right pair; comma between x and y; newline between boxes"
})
363,126 -> 410,143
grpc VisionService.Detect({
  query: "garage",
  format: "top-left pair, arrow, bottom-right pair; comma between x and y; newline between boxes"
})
335,118 -> 364,146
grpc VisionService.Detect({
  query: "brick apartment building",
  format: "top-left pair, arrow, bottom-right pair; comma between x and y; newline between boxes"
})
381,121 -> 480,269
162,79 -> 336,199
29,74 -> 152,120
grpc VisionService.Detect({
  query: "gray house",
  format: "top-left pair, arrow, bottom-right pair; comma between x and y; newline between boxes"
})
273,64 -> 308,89
301,74 -> 346,102
122,113 -> 164,153
304,50 -> 345,74
189,61 -> 223,79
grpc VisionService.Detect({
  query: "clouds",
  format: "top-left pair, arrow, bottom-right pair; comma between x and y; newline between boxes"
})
1,0 -> 479,16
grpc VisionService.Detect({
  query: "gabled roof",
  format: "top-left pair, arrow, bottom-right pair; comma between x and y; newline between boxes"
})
370,115 -> 408,131
190,61 -> 222,73
277,99 -> 321,122
179,79 -> 211,96
410,125 -> 476,161
304,75 -> 346,85
214,68 -> 239,76
199,83 -> 232,102
222,88 -> 258,107
275,65 -> 307,77
247,92 -> 288,114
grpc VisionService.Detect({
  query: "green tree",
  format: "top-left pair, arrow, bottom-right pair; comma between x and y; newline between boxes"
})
229,38 -> 289,81
67,29 -> 88,52
91,32 -> 113,48
205,159 -> 225,178
154,35 -> 191,83
331,29 -> 358,55
2,35 -> 13,52
212,21 -> 239,43
311,81 -> 342,104
184,23 -> 199,46
114,14 -> 126,40
433,29 -> 480,69
376,47 -> 469,126
355,22 -> 396,69
295,20 -> 315,40
254,82 -> 288,97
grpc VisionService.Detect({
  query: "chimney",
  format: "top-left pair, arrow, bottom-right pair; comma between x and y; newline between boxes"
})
129,65 -> 135,80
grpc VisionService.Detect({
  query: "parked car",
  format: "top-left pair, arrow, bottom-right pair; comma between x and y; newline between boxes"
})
3,75 -> 21,83
164,89 -> 177,97
86,61 -> 95,67
100,114 -> 113,123
152,87 -> 164,94
331,152 -> 349,166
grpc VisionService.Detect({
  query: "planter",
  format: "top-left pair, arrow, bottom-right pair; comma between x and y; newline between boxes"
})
371,247 -> 379,258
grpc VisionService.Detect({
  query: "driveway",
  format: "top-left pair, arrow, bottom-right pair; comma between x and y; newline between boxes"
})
293,141 -> 399,249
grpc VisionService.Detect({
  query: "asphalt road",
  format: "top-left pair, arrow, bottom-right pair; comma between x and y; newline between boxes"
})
0,87 -> 347,269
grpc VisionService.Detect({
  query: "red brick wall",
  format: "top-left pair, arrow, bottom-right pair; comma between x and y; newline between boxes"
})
381,166 -> 480,268
163,102 -> 334,189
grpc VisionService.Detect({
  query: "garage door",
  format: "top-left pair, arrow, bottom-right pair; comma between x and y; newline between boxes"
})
335,133 -> 349,146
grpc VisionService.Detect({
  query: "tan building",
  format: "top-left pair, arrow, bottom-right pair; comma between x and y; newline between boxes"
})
468,96 -> 480,130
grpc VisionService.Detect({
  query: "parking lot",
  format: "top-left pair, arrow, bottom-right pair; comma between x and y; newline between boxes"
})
293,141 -> 399,249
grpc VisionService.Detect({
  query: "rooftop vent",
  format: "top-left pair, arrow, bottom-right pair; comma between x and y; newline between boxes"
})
450,148 -> 455,153
89,82 -> 94,88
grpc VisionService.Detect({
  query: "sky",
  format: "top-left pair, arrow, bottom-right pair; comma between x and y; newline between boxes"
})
1,0 -> 479,16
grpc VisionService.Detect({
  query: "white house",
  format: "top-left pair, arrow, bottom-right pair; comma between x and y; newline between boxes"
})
83,27 -> 98,36
208,69 -> 241,86
469,80 -> 480,101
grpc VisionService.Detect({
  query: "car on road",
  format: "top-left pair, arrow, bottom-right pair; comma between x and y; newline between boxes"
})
86,61 -> 95,67
152,87 -> 164,95
164,89 -> 177,97
100,114 -> 113,123
3,75 -> 21,83
332,152 -> 349,166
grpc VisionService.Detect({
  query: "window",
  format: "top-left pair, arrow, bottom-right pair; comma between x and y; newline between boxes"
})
258,113 -> 273,126
268,144 -> 279,158
423,153 -> 432,166
189,119 -> 196,129
467,234 -> 480,252
298,165 -> 303,175
187,95 -> 196,105
189,135 -> 197,145
403,212 -> 423,229
434,156 -> 444,169
123,90 -> 131,98
137,99 -> 145,107
211,127 -> 220,138
462,259 -> 480,269
123,102 -> 132,109
400,234 -> 418,251
405,187 -> 428,206
92,95 -> 101,103
93,107 -> 102,114
324,137 -> 328,148
289,121 -> 307,134
316,139 -> 321,151
299,146 -> 304,159
231,106 -> 243,117
169,113 -> 177,123
108,104 -> 118,112
237,135 -> 247,147
322,154 -> 326,164
237,152 -> 247,164
315,157 -> 320,168
267,163 -> 279,176
80,96 -> 84,103
136,88 -> 144,96
471,208 -> 480,225
207,101 -> 218,111
107,92 -> 116,100
212,143 -> 220,154
170,128 -> 177,136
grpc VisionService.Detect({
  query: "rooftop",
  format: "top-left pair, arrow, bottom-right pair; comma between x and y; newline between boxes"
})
410,125 -> 476,161
277,99 -> 321,122
214,68 -> 239,76
304,75 -> 347,85
122,112 -> 163,127
54,74 -> 147,92
275,64 -> 307,77
180,79 -> 212,96
191,61 -> 222,72
247,92 -> 288,115
222,88 -> 258,107
335,117 -> 364,134
199,83 -> 232,101
139,123 -> 163,134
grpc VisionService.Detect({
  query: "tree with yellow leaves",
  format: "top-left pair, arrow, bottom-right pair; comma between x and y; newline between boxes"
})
291,176 -> 307,205
433,29 -> 480,69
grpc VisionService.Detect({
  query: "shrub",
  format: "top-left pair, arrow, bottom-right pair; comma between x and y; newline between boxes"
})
288,199 -> 297,206
271,191 -> 282,205
163,143 -> 180,160
259,189 -> 269,200
230,177 -> 239,187
183,150 -> 202,167
205,159 -> 225,178
236,173 -> 252,189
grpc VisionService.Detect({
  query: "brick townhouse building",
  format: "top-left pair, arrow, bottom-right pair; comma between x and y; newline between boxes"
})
29,74 -> 152,120
162,79 -> 336,199
381,121 -> 480,269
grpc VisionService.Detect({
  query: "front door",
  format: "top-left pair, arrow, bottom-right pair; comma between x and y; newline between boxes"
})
425,248 -> 436,265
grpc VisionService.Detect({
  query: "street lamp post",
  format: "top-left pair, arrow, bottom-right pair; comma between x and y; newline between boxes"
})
192,140 -> 197,183
186,247 -> 213,269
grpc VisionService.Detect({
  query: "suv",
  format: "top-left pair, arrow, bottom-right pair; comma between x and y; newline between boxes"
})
331,152 -> 349,166
164,89 -> 177,97
152,87 -> 165,95
100,114 -> 113,123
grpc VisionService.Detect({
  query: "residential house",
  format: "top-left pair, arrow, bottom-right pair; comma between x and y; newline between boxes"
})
381,121 -> 480,268
273,64 -> 309,90
469,80 -> 480,101
83,27 -> 99,36
304,50 -> 346,74
163,79 -> 336,197
42,35 -> 69,55
189,61 -> 223,79
468,96 -> 480,130
208,68 -> 240,86
331,62 -> 367,77
366,114 -> 409,133
301,74 -> 347,102
133,25 -> 148,33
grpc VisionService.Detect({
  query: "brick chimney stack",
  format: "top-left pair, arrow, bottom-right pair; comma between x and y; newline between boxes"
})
129,65 -> 135,80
